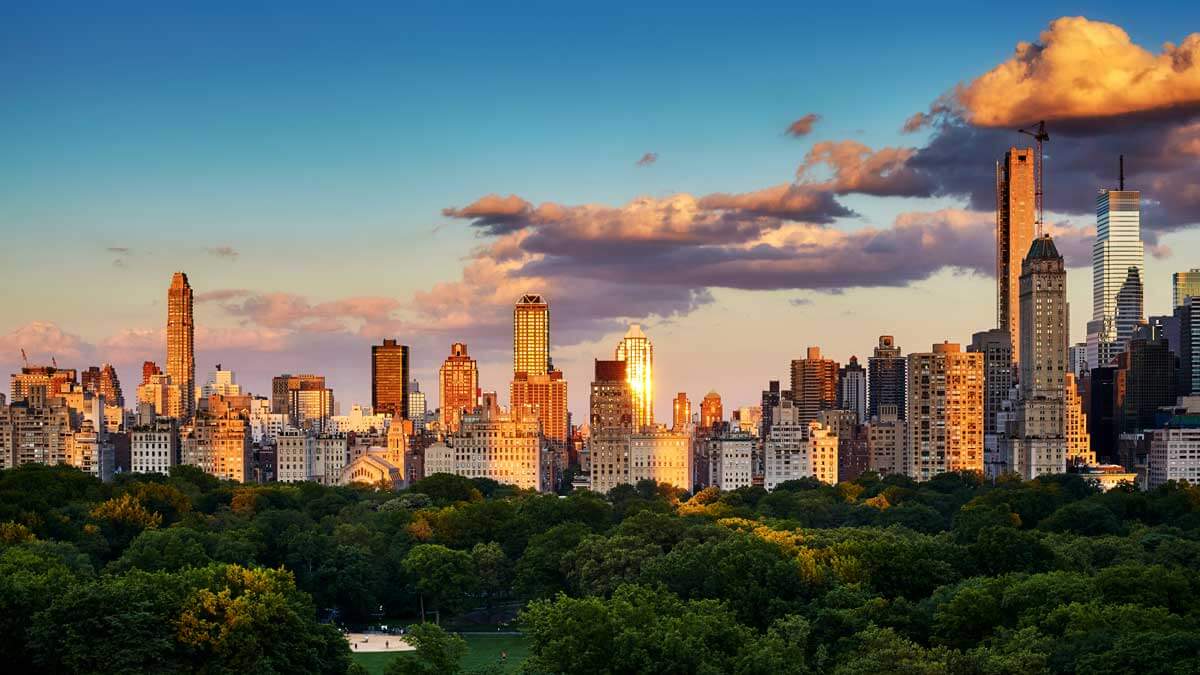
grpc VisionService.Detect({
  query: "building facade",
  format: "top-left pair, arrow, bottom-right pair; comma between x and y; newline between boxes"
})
371,339 -> 409,420
1087,187 -> 1144,369
791,346 -> 838,428
997,147 -> 1036,366
615,324 -> 654,429
439,342 -> 480,433
905,342 -> 984,480
166,272 -> 195,419
514,294 -> 550,377
868,336 -> 906,420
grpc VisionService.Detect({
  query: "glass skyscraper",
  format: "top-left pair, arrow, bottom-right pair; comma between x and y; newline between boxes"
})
1087,188 -> 1143,369
615,324 -> 654,430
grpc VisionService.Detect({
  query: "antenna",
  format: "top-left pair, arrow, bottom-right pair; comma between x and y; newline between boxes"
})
1018,120 -> 1049,237
1119,155 -> 1125,191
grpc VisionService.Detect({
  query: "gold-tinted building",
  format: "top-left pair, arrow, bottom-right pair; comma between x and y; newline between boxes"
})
511,369 -> 569,450
672,392 -> 691,432
790,346 -> 839,428
514,294 -> 550,377
905,342 -> 984,480
996,147 -> 1035,365
615,324 -> 653,429
439,342 -> 479,433
371,339 -> 409,419
167,272 -> 195,419
700,390 -> 723,430
1065,373 -> 1094,466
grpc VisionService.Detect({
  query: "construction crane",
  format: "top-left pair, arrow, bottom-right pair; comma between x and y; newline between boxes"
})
1018,120 -> 1049,237
20,348 -> 28,368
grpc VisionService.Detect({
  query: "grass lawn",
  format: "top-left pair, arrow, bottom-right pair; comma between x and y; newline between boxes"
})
352,634 -> 529,674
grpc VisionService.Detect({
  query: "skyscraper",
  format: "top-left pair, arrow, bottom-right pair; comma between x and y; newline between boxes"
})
511,370 -> 569,450
514,294 -> 550,377
82,364 -> 123,408
868,336 -> 905,420
996,147 -> 1036,365
588,359 -> 633,494
905,342 -> 983,480
371,339 -> 409,419
272,374 -> 334,431
837,356 -> 867,422
1114,267 -> 1145,350
167,272 -> 195,419
790,346 -> 838,428
407,380 -> 427,432
1179,298 -> 1200,395
615,324 -> 653,429
1012,235 -> 1070,478
1173,269 -> 1200,309
1087,182 -> 1143,369
969,328 -> 1012,477
672,392 -> 691,432
439,342 -> 479,433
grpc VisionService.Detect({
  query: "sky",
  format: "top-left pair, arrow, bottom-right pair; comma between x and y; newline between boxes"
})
3,1 -> 1200,420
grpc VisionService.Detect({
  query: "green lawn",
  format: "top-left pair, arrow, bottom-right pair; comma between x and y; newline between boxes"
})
352,634 -> 529,674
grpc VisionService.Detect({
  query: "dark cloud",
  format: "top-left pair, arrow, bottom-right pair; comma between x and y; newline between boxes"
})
207,245 -> 239,260
636,152 -> 658,166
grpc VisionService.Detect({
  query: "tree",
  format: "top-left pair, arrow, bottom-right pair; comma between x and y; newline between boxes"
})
834,627 -> 953,675
407,474 -> 483,504
108,527 -> 215,573
403,544 -> 478,620
383,623 -> 467,675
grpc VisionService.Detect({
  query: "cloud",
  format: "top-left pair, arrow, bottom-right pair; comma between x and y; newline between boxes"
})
442,194 -> 534,235
208,291 -> 402,335
107,246 -> 132,268
785,113 -> 821,137
954,17 -> 1200,129
797,140 -> 935,197
207,246 -> 239,260
0,321 -> 92,364
636,152 -> 658,166
107,247 -> 131,254
789,298 -> 813,307
196,289 -> 252,303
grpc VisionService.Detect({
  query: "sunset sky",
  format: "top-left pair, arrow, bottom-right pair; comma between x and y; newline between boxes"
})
3,2 -> 1200,418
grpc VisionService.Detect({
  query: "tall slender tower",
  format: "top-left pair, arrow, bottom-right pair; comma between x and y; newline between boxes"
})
167,272 -> 195,419
514,294 -> 550,377
996,147 -> 1036,365
615,324 -> 654,429
790,347 -> 839,428
1015,235 -> 1070,478
1087,171 -> 1143,369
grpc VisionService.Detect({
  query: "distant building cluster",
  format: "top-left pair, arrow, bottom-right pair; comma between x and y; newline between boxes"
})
4,147 -> 1199,494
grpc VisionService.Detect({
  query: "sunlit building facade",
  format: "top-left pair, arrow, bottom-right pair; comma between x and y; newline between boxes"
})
371,339 -> 409,419
514,294 -> 551,377
1087,188 -> 1143,369
439,342 -> 480,433
167,272 -> 195,419
996,147 -> 1036,365
905,342 -> 984,480
615,324 -> 654,429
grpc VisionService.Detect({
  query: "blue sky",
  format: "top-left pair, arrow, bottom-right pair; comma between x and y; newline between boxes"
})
3,2 -> 1199,416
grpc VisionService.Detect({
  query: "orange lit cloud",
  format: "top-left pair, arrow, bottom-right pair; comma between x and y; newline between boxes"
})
956,17 -> 1200,127
785,113 -> 821,137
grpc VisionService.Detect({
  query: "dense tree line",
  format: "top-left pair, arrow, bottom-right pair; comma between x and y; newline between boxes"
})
2,464 -> 1200,673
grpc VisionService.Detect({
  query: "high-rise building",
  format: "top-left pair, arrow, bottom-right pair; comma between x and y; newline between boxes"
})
821,408 -> 866,482
1179,298 -> 1200,395
272,374 -> 334,432
763,399 -> 805,489
708,432 -> 755,490
82,364 -> 124,408
1009,235 -> 1070,479
142,361 -> 161,386
407,381 -> 427,433
760,380 -> 783,439
514,294 -> 550,377
628,430 -> 692,492
1173,269 -> 1200,309
790,347 -> 839,428
837,356 -> 867,422
905,342 -> 984,480
1087,184 -> 1143,369
1114,267 -> 1145,350
201,366 -> 240,399
1116,326 -> 1178,436
167,272 -> 195,419
970,328 -> 1014,477
511,370 -> 569,450
672,392 -> 691,432
1147,397 -> 1200,488
10,365 -> 77,406
615,324 -> 654,429
867,404 -> 905,477
699,391 -> 723,430
1064,373 -> 1094,467
588,360 -> 632,494
371,339 -> 409,419
130,418 -> 178,474
996,147 -> 1036,365
868,336 -> 906,420
137,373 -> 182,419
439,342 -> 479,433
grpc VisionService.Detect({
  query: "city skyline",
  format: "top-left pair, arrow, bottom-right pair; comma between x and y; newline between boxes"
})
4,8 -> 1200,418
